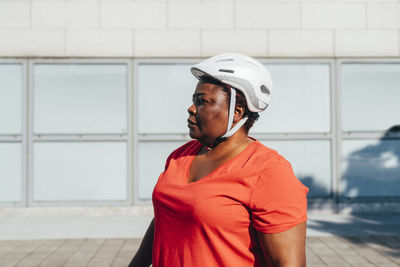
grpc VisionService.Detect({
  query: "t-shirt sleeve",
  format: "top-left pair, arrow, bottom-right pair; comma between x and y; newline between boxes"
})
249,160 -> 308,234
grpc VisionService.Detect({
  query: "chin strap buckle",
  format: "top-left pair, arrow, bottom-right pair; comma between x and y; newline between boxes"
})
205,137 -> 227,151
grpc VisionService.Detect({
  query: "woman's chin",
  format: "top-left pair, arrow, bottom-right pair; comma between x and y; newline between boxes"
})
188,131 -> 207,144
188,130 -> 198,140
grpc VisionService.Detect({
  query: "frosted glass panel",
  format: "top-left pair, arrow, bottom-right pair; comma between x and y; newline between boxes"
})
0,143 -> 22,202
342,64 -> 400,131
138,64 -> 197,133
33,142 -> 127,201
252,64 -> 330,133
0,64 -> 22,134
138,141 -> 185,200
342,139 -> 400,197
260,140 -> 331,197
33,64 -> 128,134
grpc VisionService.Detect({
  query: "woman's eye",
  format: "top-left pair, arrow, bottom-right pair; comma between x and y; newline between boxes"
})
193,97 -> 205,105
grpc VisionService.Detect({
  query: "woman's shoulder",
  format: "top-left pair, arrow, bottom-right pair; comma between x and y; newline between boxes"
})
173,140 -> 201,157
249,140 -> 291,168
163,140 -> 201,170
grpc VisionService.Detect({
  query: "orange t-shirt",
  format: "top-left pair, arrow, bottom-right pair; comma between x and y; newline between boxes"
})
152,140 -> 308,267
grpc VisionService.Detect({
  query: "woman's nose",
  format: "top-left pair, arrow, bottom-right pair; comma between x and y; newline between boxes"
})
187,104 -> 196,115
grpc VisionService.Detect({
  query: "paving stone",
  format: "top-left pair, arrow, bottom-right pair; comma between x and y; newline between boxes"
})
64,239 -> 102,267
307,237 -> 322,243
40,254 -> 72,267
15,250 -> 52,267
308,261 -> 327,267
112,240 -> 138,267
1,236 -> 399,267
355,249 -> 394,264
111,255 -> 132,267
310,247 -> 337,256
15,258 -> 43,267
35,240 -> 64,252
384,255 -> 400,265
57,239 -> 85,252
0,240 -> 24,252
307,256 -> 326,264
321,255 -> 350,263
334,250 -> 360,257
13,240 -> 44,254
0,251 -> 31,267
122,239 -> 141,250
86,239 -> 124,267
64,250 -> 100,267
344,255 -> 371,264
40,243 -> 78,267
0,258 -> 21,267
0,242 -> 25,260
349,263 -> 376,267
326,262 -> 352,267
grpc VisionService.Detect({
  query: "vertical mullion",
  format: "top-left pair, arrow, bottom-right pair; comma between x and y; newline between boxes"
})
330,59 -> 339,210
22,60 -> 28,206
27,59 -> 34,206
126,60 -> 133,205
334,59 -> 343,210
132,59 -> 140,204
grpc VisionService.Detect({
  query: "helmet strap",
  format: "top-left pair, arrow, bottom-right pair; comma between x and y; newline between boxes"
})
205,87 -> 248,151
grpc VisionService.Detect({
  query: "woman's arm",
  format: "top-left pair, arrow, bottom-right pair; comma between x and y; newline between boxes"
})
128,218 -> 154,267
257,222 -> 306,267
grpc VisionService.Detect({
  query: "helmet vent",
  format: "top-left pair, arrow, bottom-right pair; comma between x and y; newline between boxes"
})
246,60 -> 258,66
215,58 -> 234,62
260,85 -> 270,95
219,69 -> 234,73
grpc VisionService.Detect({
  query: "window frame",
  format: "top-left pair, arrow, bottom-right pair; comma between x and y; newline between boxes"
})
132,58 -> 198,204
1,57 -> 399,207
337,58 -> 400,202
133,58 -> 337,204
0,59 -> 27,206
28,58 -> 133,206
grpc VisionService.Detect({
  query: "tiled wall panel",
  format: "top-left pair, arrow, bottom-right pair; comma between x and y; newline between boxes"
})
0,0 -> 399,57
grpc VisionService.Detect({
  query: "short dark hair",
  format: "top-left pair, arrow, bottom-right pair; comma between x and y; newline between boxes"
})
199,76 -> 259,133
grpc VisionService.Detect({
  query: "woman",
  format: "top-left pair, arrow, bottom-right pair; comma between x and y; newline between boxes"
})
129,53 -> 308,267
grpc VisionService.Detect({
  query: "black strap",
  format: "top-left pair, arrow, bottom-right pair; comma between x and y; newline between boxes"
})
205,136 -> 227,151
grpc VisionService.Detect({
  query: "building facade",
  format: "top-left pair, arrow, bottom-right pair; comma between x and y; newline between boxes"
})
1,0 -> 400,213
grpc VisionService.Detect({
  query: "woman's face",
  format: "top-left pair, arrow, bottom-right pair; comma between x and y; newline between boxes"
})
187,80 -> 229,145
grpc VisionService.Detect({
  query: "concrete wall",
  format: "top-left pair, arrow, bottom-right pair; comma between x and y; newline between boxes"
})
0,0 -> 399,58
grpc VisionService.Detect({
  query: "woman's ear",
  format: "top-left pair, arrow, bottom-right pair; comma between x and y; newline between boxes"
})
233,105 -> 245,124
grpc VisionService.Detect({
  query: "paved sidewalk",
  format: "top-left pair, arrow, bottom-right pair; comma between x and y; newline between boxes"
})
0,236 -> 399,267
1,213 -> 399,266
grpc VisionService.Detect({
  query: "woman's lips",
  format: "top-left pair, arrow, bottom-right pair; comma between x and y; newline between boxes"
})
187,119 -> 197,127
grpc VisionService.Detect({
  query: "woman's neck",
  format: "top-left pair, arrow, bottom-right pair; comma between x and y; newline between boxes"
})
199,131 -> 253,158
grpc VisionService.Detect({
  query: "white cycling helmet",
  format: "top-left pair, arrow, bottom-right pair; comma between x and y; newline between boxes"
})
191,53 -> 273,113
190,53 -> 273,149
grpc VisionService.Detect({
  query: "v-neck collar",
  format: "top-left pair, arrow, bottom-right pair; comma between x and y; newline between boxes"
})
185,139 -> 259,184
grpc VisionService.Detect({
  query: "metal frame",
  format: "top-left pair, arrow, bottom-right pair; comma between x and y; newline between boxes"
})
336,58 -> 400,204
27,58 -> 133,206
132,58 -> 336,204
238,58 -> 337,202
132,58 -> 199,204
1,57 -> 400,208
0,59 -> 27,207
